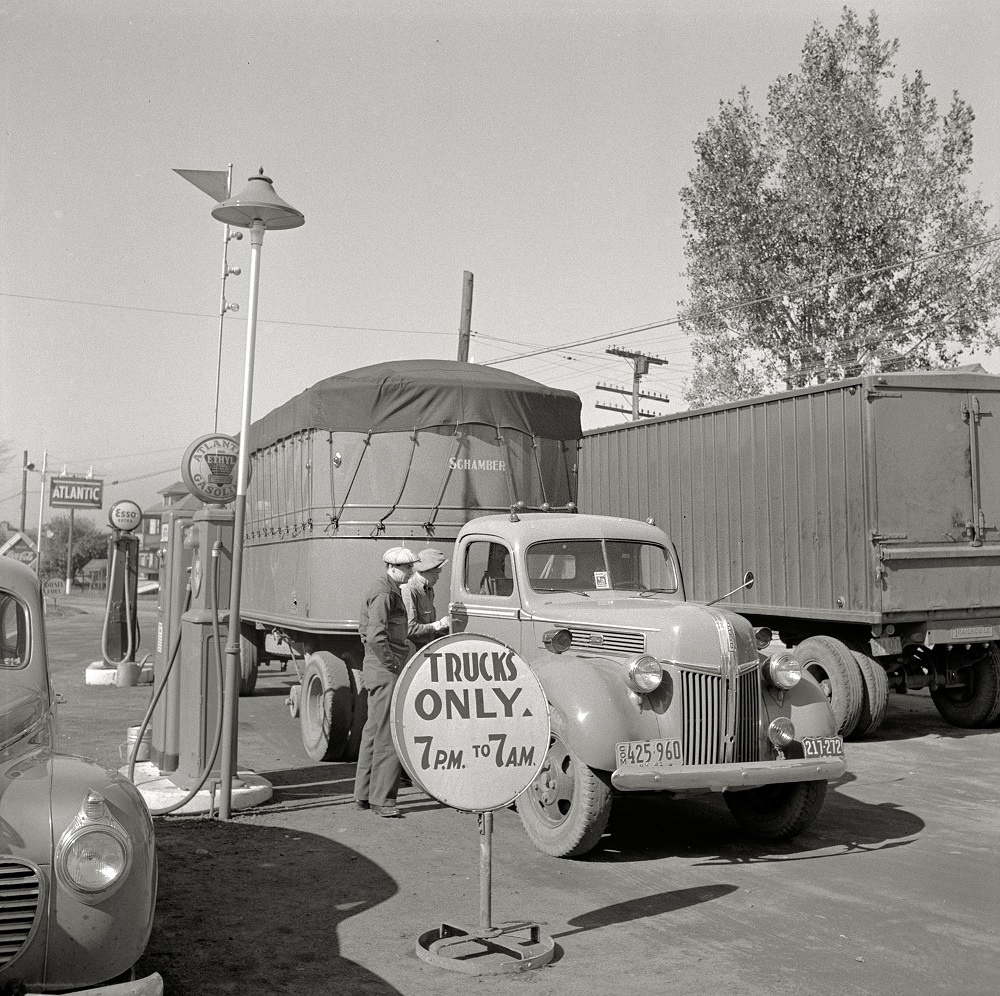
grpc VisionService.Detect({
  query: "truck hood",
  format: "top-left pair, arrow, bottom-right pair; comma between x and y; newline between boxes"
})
528,597 -> 759,668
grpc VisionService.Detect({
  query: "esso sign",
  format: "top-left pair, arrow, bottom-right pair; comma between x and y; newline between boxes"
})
108,499 -> 143,532
391,634 -> 549,813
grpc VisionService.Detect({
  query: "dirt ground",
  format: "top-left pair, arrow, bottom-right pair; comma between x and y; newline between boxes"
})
45,595 -> 1000,996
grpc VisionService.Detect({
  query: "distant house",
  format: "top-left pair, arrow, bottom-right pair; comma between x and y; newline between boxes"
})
80,557 -> 109,590
139,481 -> 200,586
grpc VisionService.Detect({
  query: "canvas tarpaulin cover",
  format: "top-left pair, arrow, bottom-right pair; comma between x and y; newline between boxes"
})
248,359 -> 582,450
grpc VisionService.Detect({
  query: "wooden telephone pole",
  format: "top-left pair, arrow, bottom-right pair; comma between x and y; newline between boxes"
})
457,271 -> 473,361
596,346 -> 669,419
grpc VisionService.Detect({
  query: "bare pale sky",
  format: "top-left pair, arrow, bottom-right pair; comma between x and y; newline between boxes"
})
2,0 -> 999,521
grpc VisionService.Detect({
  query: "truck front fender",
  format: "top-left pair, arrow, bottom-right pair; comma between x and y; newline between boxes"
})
763,671 -> 840,739
531,654 -> 644,772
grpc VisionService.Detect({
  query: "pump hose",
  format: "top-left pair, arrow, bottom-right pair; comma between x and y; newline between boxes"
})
101,539 -> 137,667
127,541 -> 228,816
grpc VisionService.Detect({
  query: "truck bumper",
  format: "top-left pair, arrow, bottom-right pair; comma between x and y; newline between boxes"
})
611,756 -> 846,793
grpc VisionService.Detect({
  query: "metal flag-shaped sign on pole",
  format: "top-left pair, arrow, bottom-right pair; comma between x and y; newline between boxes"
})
175,166 -> 242,431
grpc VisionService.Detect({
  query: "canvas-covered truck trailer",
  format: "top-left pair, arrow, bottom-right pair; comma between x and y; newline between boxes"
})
237,359 -> 583,760
578,370 -> 1000,738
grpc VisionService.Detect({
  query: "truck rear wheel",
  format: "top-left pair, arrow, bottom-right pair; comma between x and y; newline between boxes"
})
724,780 -> 827,839
300,651 -> 355,761
930,645 -> 1000,728
516,732 -> 611,858
848,651 -> 888,740
795,636 -> 863,737
239,629 -> 259,697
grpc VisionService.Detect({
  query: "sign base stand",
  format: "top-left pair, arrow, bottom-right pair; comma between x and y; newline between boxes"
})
416,921 -> 555,975
415,809 -> 555,975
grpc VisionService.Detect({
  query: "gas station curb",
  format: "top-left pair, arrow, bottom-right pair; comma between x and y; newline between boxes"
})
124,762 -> 273,815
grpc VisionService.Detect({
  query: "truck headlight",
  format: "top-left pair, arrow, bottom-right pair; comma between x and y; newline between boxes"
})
764,651 -> 802,689
56,791 -> 133,901
625,654 -> 663,693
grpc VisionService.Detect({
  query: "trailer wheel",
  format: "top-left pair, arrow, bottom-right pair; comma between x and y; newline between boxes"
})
239,629 -> 260,697
724,780 -> 827,839
516,731 -> 611,858
930,644 -> 1000,728
795,635 -> 863,737
300,651 -> 355,761
848,651 -> 889,740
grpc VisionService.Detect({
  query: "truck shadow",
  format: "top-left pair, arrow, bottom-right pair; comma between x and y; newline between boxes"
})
591,777 -> 923,865
138,817 -> 403,995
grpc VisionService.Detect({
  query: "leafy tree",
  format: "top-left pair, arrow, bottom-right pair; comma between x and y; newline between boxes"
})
39,515 -> 110,584
678,7 -> 1000,406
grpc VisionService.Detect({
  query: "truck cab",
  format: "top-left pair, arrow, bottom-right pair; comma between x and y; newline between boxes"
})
448,511 -> 846,857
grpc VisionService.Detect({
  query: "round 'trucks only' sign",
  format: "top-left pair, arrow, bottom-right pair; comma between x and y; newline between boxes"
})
182,434 -> 240,504
391,634 -> 550,813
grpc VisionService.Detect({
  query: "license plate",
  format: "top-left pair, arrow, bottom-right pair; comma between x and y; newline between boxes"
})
615,738 -> 683,767
801,736 -> 844,758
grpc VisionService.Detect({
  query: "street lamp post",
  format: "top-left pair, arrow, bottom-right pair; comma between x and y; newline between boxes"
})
210,169 -> 304,819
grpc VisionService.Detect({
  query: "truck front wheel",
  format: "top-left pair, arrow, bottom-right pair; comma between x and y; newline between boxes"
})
516,733 -> 611,858
724,780 -> 827,839
239,629 -> 260,697
795,635 -> 863,737
300,652 -> 355,761
930,645 -> 1000,728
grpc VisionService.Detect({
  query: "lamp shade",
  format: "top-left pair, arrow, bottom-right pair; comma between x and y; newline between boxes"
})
211,169 -> 304,230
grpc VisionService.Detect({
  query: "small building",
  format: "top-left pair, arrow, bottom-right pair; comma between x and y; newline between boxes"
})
139,482 -> 200,586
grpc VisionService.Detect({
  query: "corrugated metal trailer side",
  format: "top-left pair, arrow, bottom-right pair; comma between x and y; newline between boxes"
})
579,371 -> 1000,734
580,379 -> 873,621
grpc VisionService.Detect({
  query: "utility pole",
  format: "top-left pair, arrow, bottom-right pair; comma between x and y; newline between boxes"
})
596,346 -> 669,420
20,450 -> 33,532
457,271 -> 473,362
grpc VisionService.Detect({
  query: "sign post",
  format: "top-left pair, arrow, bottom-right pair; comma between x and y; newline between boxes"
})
391,633 -> 555,974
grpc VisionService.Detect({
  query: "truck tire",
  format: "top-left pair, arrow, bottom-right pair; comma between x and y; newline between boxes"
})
848,651 -> 889,740
516,731 -> 612,858
795,636 -> 863,737
239,629 -> 259,697
724,780 -> 827,839
300,651 -> 355,762
930,644 -> 1000,728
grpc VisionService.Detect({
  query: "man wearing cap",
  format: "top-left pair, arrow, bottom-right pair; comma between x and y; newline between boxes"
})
402,547 -> 451,650
353,546 -> 418,818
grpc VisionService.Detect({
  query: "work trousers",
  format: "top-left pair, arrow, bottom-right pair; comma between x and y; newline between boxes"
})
353,660 -> 402,808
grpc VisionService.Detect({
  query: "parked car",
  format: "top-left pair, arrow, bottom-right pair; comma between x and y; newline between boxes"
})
0,557 -> 160,994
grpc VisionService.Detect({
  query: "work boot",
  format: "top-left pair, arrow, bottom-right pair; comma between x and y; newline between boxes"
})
372,804 -> 401,818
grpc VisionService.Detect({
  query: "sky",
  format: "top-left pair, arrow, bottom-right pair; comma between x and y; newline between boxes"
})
2,0 -> 999,529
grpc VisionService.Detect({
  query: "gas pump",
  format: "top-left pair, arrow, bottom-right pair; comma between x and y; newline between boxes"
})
101,500 -> 143,666
170,503 -> 233,789
150,503 -> 197,773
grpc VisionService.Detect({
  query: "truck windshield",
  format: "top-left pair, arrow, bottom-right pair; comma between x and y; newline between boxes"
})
526,539 -> 678,594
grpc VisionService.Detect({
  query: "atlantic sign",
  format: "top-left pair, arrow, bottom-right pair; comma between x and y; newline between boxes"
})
49,476 -> 104,509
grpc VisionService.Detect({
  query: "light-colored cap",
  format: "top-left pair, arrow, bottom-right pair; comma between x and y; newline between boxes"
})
383,546 -> 418,566
415,548 -> 448,572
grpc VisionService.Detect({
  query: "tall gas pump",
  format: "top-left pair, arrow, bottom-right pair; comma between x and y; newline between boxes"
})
102,500 -> 143,667
150,499 -> 198,773
166,435 -> 239,791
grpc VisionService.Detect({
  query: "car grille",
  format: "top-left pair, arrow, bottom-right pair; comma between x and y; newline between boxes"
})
568,628 -> 646,654
0,858 -> 41,969
679,667 -> 760,765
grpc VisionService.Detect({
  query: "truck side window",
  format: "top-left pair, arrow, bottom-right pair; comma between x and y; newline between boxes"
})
464,541 -> 514,597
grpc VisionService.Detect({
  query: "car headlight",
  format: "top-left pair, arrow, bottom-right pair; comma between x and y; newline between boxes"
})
56,791 -> 133,901
764,651 -> 802,689
625,654 -> 663,693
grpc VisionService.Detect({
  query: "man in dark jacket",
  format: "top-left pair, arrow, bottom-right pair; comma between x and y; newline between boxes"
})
353,546 -> 418,818
402,547 -> 450,650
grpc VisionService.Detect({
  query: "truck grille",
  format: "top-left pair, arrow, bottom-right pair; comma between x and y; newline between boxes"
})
0,858 -> 41,969
679,667 -> 760,764
568,628 -> 646,654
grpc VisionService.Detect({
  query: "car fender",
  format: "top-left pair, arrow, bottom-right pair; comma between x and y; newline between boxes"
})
531,653 -> 649,772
